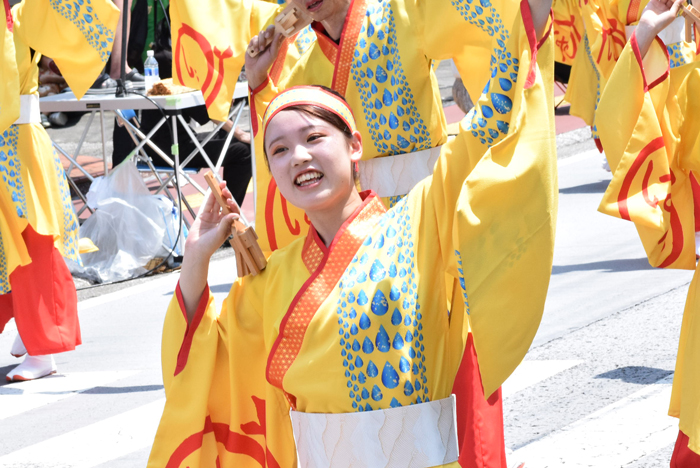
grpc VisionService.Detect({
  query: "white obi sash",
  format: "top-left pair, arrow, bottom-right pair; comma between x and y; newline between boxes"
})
290,395 -> 459,468
13,94 -> 41,125
359,145 -> 443,198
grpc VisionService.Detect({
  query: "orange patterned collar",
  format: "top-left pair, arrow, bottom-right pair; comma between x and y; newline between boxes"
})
267,190 -> 386,404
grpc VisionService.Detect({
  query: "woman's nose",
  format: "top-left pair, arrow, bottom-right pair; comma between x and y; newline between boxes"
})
290,145 -> 312,165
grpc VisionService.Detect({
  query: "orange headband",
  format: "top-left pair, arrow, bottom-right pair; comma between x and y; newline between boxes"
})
262,86 -> 358,139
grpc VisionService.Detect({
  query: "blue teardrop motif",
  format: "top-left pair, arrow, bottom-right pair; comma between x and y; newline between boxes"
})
386,226 -> 397,238
359,313 -> 372,330
371,290 -> 389,316
352,339 -> 361,352
391,308 -> 402,325
382,361 -> 400,389
369,260 -> 386,282
362,388 -> 369,399
383,89 -> 393,106
376,325 -> 391,352
369,43 -> 381,60
367,360 -> 379,378
371,385 -> 383,401
390,398 -> 402,408
499,78 -> 512,91
389,264 -> 398,278
399,356 -> 411,373
376,65 -> 388,83
491,93 -> 513,114
393,333 -> 404,350
374,234 -> 385,248
404,380 -> 414,396
355,356 -> 364,367
357,291 -> 369,306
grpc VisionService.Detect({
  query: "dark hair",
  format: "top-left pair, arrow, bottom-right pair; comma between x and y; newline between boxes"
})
263,86 -> 358,181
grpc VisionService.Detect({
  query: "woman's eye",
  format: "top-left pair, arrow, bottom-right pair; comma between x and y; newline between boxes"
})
272,146 -> 287,155
308,133 -> 323,142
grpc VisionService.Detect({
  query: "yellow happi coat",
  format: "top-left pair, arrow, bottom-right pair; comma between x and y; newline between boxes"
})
1,0 -> 19,131
148,5 -> 556,467
0,0 -> 119,293
597,33 -> 700,454
171,0 -> 519,253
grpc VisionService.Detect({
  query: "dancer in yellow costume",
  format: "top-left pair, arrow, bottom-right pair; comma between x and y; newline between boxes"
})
147,0 -> 555,464
597,0 -> 700,463
0,0 -> 119,381
170,0 -> 519,253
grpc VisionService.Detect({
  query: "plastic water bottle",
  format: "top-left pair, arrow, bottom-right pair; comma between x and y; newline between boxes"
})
144,50 -> 160,92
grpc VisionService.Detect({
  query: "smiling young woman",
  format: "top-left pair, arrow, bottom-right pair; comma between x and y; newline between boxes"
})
148,0 -> 557,465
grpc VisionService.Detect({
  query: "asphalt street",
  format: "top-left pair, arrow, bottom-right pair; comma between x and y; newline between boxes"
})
0,99 -> 695,466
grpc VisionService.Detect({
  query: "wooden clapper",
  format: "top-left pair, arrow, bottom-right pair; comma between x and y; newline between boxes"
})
683,1 -> 700,42
247,4 -> 313,57
204,172 -> 267,277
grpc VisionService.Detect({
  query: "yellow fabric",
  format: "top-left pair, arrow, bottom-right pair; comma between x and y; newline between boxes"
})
0,0 -> 118,294
552,0 -> 584,65
597,37 -> 700,454
12,0 -> 119,99
169,0 -> 281,120
1,1 -> 19,132
564,0 -> 628,129
148,7 -> 556,466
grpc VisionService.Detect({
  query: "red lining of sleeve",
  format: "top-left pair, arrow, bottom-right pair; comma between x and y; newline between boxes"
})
630,31 -> 670,93
521,0 -> 552,89
4,0 -> 12,32
249,76 -> 271,137
174,283 -> 210,376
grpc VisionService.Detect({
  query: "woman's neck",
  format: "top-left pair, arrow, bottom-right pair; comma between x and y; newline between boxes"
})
319,1 -> 352,42
308,190 -> 364,248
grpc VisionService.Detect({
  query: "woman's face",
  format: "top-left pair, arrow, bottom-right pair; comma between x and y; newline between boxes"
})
291,0 -> 350,23
265,109 -> 362,215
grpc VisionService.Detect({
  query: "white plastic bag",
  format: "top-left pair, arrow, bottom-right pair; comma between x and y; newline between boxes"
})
73,159 -> 186,283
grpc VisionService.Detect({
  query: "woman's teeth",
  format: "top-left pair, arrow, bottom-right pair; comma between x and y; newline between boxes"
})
296,171 -> 323,186
307,0 -> 323,10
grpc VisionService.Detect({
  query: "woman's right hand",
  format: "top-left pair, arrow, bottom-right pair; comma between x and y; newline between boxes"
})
179,182 -> 239,322
184,182 -> 240,260
245,25 -> 285,90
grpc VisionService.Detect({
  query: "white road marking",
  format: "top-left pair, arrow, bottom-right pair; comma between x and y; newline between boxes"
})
512,375 -> 677,467
0,398 -> 165,468
0,371 -> 140,420
503,360 -> 583,399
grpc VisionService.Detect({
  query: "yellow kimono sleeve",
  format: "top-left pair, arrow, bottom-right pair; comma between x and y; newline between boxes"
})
597,34 -> 696,270
1,1 -> 19,132
11,0 -> 118,99
149,279 -> 295,468
417,0 -> 520,101
170,0 -> 281,120
420,0 -> 557,396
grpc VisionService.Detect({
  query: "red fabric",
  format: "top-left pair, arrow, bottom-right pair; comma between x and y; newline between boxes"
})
671,430 -> 700,467
1,226 -> 80,355
453,334 -> 507,468
0,293 -> 13,333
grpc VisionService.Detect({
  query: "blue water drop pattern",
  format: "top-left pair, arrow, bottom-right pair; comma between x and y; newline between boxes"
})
0,127 -> 26,219
450,0 -> 521,149
388,195 -> 405,208
666,41 -> 690,69
50,148 -> 81,263
334,196 -> 429,410
294,25 -> 316,56
453,250 -> 471,315
349,2 -> 432,156
49,0 -> 115,62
